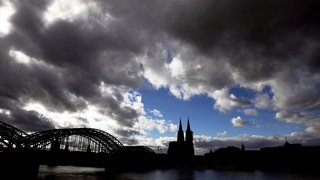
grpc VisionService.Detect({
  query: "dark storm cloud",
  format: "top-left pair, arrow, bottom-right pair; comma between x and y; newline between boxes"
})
9,0 -> 144,88
116,128 -> 141,145
170,0 -> 318,47
0,109 -> 54,132
97,95 -> 139,127
167,0 -> 320,80
0,0 -> 147,130
99,0 -> 320,101
0,95 -> 54,132
10,109 -> 55,132
0,44 -> 87,112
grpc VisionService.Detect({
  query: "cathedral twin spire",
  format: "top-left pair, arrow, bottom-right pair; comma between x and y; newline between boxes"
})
168,117 -> 195,156
177,117 -> 193,143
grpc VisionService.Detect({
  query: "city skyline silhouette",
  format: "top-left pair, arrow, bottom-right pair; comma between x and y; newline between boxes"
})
1,119 -> 320,178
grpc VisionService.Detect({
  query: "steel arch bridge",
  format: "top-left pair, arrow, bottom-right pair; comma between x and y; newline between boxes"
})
0,121 -> 27,148
0,121 -> 155,154
0,121 -> 124,153
22,128 -> 124,153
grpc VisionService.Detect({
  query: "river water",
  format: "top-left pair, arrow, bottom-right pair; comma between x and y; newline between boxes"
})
37,165 -> 320,180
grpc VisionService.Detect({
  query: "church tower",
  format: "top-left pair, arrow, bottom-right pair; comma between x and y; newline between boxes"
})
177,118 -> 184,142
168,118 -> 194,157
185,117 -> 194,156
185,117 -> 193,143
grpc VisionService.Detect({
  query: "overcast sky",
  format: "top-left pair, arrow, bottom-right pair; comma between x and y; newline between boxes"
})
1,0 -> 320,155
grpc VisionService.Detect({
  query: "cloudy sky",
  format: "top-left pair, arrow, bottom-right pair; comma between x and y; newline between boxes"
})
1,0 -> 320,155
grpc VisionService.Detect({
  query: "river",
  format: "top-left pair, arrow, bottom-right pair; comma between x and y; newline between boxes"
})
37,165 -> 320,180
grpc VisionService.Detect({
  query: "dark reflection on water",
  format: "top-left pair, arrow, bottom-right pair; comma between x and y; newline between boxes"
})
37,165 -> 320,180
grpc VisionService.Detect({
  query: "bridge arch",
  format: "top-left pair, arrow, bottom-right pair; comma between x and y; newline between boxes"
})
0,121 -> 27,148
22,128 -> 124,153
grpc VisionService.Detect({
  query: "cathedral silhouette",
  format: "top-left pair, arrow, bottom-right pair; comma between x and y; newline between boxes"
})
167,118 -> 194,157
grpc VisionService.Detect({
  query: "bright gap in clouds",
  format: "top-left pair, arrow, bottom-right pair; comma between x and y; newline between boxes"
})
43,0 -> 90,26
0,108 -> 10,116
9,49 -> 32,64
0,0 -> 15,37
22,96 -> 132,138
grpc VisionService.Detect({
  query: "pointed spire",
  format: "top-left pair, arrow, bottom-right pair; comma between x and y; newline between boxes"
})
284,136 -> 290,146
179,118 -> 183,131
187,117 -> 191,131
177,117 -> 184,142
185,117 -> 193,143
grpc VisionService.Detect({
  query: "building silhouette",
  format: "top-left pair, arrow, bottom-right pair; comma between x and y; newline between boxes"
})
167,118 -> 194,157
283,136 -> 301,148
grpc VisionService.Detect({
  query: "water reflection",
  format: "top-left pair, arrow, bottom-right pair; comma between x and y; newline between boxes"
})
38,165 -> 105,180
38,165 -> 320,180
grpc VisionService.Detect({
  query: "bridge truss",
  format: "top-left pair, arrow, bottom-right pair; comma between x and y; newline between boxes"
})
0,121 -> 124,153
0,121 -> 27,148
0,121 -> 155,154
22,128 -> 124,153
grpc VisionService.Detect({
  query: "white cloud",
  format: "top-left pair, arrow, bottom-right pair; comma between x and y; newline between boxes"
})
150,109 -> 163,118
130,135 -> 175,153
23,101 -> 118,131
231,116 -> 249,127
134,117 -> 177,134
217,131 -> 227,137
270,69 -> 320,110
167,54 -> 185,79
243,108 -> 258,116
210,89 -> 236,112
275,110 -> 320,135
138,53 -> 170,90
254,93 -> 273,109
111,89 -> 178,135
209,88 -> 250,112
140,42 -> 233,101
122,89 -> 145,115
